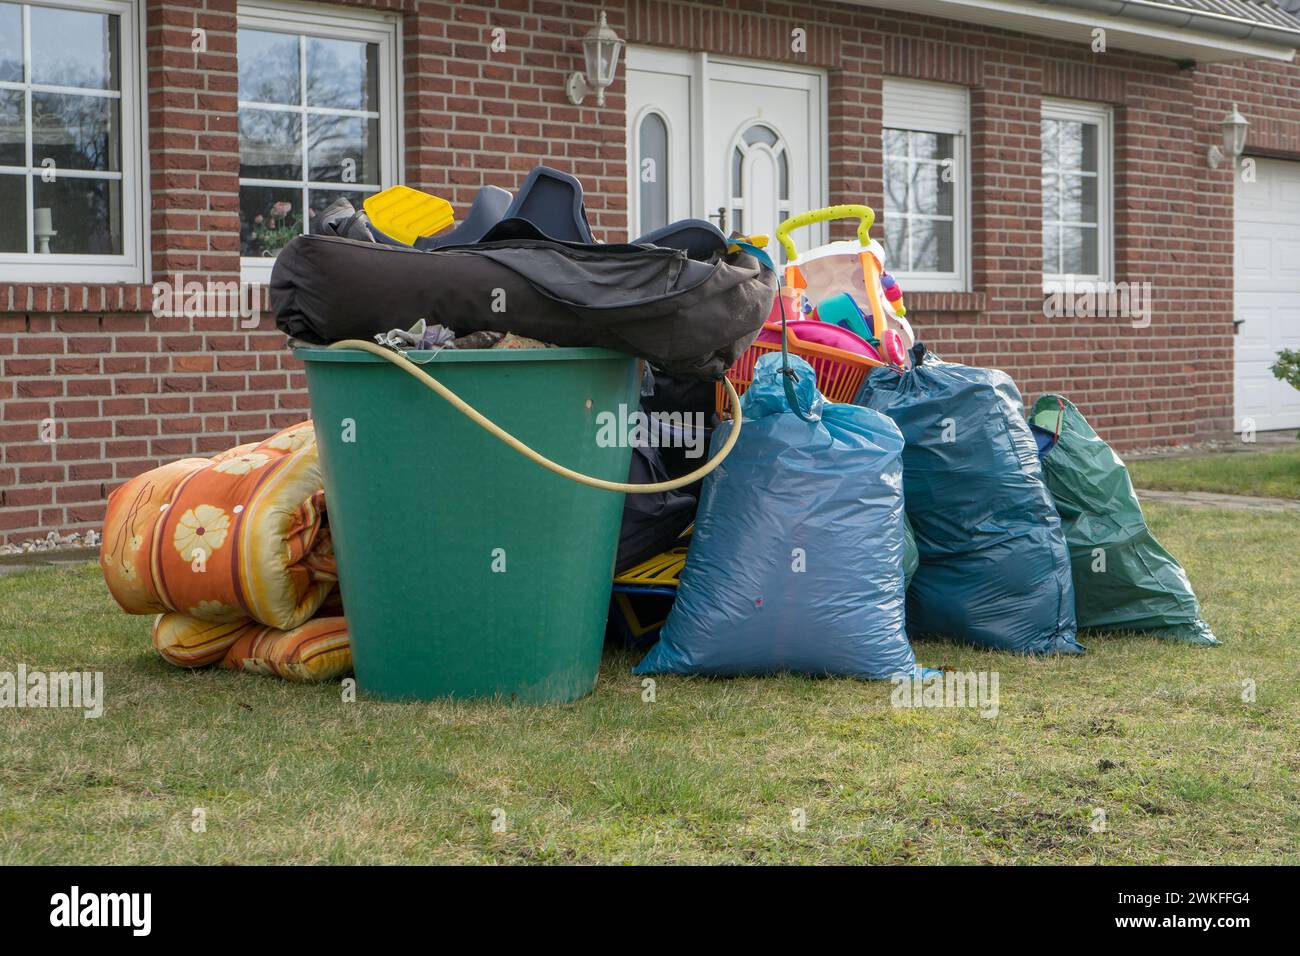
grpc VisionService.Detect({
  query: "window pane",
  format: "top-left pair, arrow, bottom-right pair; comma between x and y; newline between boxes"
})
0,173 -> 24,252
778,150 -> 788,201
1080,123 -> 1098,172
1060,121 -> 1097,172
883,128 -> 908,158
730,146 -> 742,199
884,216 -> 908,272
884,159 -> 908,213
31,92 -> 120,172
32,176 -> 122,254
1061,225 -> 1098,275
240,185 -> 302,257
1043,224 -> 1059,275
306,38 -> 378,111
307,114 -> 378,183
910,131 -> 953,161
240,108 -> 302,179
910,162 -> 952,216
30,6 -> 118,90
0,89 -> 23,166
637,112 -> 667,235
1042,171 -> 1059,221
730,207 -> 742,234
1041,119 -> 1058,169
742,124 -> 777,147
0,2 -> 21,82
239,30 -> 301,106
1059,173 -> 1097,225
910,218 -> 953,273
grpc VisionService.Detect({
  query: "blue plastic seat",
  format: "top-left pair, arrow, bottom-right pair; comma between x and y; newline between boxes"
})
633,219 -> 727,260
416,185 -> 513,250
499,166 -> 594,244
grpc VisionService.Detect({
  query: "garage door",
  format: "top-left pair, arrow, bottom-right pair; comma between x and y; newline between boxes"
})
1235,157 -> 1300,432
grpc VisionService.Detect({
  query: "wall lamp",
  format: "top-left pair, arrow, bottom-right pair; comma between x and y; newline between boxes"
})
566,11 -> 624,107
1208,104 -> 1249,169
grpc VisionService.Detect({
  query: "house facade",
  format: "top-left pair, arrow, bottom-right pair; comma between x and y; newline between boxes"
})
2,0 -> 1299,544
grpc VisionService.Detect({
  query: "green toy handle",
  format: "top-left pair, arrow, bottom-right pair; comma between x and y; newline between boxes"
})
776,205 -> 875,261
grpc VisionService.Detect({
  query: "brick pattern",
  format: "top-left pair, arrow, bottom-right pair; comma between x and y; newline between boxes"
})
1041,56 -> 1129,104
147,0 -> 242,279
627,0 -> 840,68
3,0 -> 1300,543
1201,57 -> 1300,160
400,0 -> 630,236
882,35 -> 983,86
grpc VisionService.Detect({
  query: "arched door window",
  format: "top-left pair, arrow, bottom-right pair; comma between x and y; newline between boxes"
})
636,109 -> 669,235
728,121 -> 790,248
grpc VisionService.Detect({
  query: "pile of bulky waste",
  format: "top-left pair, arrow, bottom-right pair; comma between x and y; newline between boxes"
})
100,167 -> 1215,694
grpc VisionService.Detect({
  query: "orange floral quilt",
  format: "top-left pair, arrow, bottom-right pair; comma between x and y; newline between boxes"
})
100,422 -> 351,683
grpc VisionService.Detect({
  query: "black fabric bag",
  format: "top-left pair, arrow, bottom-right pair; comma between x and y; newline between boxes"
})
270,233 -> 777,380
615,442 -> 697,573
639,368 -> 717,493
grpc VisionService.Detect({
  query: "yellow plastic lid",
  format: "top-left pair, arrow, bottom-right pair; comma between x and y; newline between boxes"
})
363,186 -> 455,245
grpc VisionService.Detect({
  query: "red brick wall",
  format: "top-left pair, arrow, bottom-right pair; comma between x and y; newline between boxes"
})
2,0 -> 1298,544
0,0 -> 623,544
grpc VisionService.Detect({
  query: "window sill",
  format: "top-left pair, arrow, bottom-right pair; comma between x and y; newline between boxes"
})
903,291 -> 985,314
0,283 -> 156,315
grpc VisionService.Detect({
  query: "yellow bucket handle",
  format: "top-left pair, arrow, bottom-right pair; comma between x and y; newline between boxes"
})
775,205 -> 875,262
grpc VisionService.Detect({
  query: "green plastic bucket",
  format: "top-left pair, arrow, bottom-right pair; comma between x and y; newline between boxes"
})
297,346 -> 639,704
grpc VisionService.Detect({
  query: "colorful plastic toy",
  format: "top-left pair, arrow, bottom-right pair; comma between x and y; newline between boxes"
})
814,291 -> 877,345
715,319 -> 887,414
757,318 -> 880,360
880,328 -> 907,367
881,271 -> 907,317
774,205 -> 915,365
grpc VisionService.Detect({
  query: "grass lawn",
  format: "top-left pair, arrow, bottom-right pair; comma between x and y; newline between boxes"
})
1,502 -> 1297,865
1129,445 -> 1300,500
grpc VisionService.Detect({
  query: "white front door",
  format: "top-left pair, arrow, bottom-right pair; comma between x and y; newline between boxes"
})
1235,157 -> 1300,432
626,49 -> 825,255
626,48 -> 695,236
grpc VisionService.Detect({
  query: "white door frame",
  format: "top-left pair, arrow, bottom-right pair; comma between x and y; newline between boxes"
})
1234,156 -> 1300,432
625,48 -> 828,242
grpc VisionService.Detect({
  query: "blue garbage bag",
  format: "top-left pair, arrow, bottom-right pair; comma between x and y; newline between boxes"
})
633,353 -> 922,679
857,356 -> 1082,655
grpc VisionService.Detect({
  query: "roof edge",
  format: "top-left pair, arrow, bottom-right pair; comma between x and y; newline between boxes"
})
846,0 -> 1298,63
1046,0 -> 1300,49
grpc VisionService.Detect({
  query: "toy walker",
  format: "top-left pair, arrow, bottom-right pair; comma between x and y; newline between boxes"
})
774,205 -> 914,368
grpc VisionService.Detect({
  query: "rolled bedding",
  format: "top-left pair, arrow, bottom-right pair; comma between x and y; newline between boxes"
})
100,422 -> 336,631
153,610 -> 351,683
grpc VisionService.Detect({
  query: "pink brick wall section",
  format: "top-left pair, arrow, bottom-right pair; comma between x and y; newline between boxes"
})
2,0 -> 1299,544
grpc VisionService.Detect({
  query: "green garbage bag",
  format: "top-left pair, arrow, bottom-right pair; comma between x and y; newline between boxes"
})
1030,395 -> 1218,645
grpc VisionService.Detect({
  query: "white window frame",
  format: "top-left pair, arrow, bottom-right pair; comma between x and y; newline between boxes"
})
1042,97 -> 1113,285
0,0 -> 146,284
881,78 -> 969,293
237,1 -> 402,283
